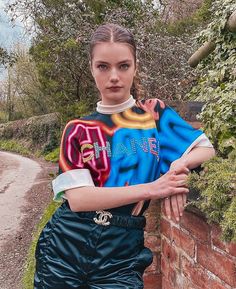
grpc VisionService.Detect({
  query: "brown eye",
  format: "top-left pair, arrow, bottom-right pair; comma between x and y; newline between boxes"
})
120,63 -> 130,70
98,64 -> 108,71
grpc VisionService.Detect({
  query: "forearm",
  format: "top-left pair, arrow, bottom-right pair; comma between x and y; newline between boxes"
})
65,183 -> 150,212
180,147 -> 215,170
65,166 -> 189,212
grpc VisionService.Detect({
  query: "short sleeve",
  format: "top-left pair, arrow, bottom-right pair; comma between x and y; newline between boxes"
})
52,121 -> 95,201
157,105 -> 204,174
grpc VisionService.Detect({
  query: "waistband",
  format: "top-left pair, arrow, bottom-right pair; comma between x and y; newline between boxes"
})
64,201 -> 146,230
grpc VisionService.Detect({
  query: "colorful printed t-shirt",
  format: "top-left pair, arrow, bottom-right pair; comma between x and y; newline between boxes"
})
52,96 -> 210,216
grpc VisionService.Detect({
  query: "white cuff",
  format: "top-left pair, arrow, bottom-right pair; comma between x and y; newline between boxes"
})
183,133 -> 213,155
52,169 -> 95,201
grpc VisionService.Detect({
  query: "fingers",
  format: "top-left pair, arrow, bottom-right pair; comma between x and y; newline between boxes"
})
173,187 -> 189,194
164,197 -> 171,219
165,194 -> 187,222
173,166 -> 189,175
151,169 -> 189,200
168,171 -> 188,182
171,195 -> 180,221
168,171 -> 188,190
174,173 -> 188,181
177,194 -> 184,217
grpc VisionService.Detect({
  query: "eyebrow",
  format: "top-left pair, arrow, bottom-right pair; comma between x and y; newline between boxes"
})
94,59 -> 133,64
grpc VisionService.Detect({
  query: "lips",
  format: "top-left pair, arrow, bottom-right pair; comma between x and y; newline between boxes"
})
107,86 -> 122,89
107,86 -> 122,92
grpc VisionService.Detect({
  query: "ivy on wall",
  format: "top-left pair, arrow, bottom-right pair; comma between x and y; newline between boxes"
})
187,0 -> 236,157
187,0 -> 236,242
189,156 -> 236,242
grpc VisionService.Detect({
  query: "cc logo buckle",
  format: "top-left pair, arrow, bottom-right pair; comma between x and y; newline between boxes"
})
93,210 -> 113,226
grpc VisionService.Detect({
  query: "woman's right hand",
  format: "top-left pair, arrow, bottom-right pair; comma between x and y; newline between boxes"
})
149,166 -> 189,199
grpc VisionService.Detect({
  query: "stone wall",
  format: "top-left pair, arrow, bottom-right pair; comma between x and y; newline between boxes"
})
0,112 -> 60,152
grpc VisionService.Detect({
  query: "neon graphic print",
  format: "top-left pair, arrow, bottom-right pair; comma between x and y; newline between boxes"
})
57,98 -> 204,216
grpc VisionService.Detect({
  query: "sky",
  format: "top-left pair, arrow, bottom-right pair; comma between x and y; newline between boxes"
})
0,0 -> 31,78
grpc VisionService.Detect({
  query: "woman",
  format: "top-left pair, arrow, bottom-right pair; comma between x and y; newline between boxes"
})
34,23 -> 215,289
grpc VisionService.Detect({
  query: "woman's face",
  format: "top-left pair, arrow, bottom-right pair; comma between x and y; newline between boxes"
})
90,42 -> 136,105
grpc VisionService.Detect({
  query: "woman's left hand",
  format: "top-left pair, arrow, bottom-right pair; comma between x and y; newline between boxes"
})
164,193 -> 187,221
164,157 -> 189,221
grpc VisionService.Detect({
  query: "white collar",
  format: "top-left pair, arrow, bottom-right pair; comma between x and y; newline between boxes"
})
96,95 -> 136,114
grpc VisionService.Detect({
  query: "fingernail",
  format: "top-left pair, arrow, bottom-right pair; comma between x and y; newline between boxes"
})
176,217 -> 179,222
168,215 -> 171,220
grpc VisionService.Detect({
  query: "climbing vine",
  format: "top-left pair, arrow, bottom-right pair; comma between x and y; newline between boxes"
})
188,156 -> 236,242
187,0 -> 236,242
187,0 -> 236,157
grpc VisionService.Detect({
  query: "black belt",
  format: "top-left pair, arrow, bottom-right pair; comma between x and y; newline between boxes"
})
64,202 -> 146,229
81,210 -> 146,229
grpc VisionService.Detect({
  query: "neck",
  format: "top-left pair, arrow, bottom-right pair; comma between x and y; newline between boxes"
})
96,95 -> 136,114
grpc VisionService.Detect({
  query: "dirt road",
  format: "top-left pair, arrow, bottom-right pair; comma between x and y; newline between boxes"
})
0,151 -> 42,247
0,151 -> 57,289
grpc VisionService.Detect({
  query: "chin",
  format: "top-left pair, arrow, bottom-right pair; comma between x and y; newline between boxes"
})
102,92 -> 128,104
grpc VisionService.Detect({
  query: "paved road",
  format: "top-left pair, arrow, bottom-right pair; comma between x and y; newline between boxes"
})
0,151 -> 42,247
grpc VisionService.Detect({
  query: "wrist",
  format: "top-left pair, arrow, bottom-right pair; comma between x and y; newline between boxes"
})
170,156 -> 189,171
180,155 -> 189,168
141,182 -> 153,200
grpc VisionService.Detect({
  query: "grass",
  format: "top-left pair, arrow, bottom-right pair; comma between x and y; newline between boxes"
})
22,200 -> 62,289
43,147 -> 60,163
0,139 -> 32,156
0,138 -> 60,164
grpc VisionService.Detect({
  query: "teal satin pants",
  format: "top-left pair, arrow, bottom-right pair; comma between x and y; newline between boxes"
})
34,201 -> 153,289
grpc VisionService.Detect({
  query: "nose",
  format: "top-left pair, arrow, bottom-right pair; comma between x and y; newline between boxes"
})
109,68 -> 119,82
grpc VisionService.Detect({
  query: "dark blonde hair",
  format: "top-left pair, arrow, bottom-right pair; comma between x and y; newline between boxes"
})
89,23 -> 144,100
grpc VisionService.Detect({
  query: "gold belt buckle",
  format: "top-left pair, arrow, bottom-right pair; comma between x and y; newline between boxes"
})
93,210 -> 113,226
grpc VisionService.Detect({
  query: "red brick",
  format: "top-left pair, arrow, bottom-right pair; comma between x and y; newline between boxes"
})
161,253 -> 170,277
208,281 -> 232,289
182,255 -> 230,289
184,282 -> 201,289
161,254 -> 180,287
160,217 -> 172,240
144,272 -> 162,289
181,255 -> 210,288
163,256 -> 200,289
176,274 -> 200,289
146,253 -> 160,273
180,211 -> 210,243
145,235 -> 161,253
181,256 -> 201,285
145,214 -> 159,232
162,276 -> 172,289
211,224 -> 236,257
162,238 -> 180,269
197,243 -> 236,287
146,199 -> 161,213
167,265 -> 178,287
172,226 -> 195,258
161,200 -> 166,215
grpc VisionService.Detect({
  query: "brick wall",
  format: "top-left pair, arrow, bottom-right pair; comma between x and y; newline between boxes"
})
144,200 -> 162,289
143,101 -> 236,289
143,201 -> 236,289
